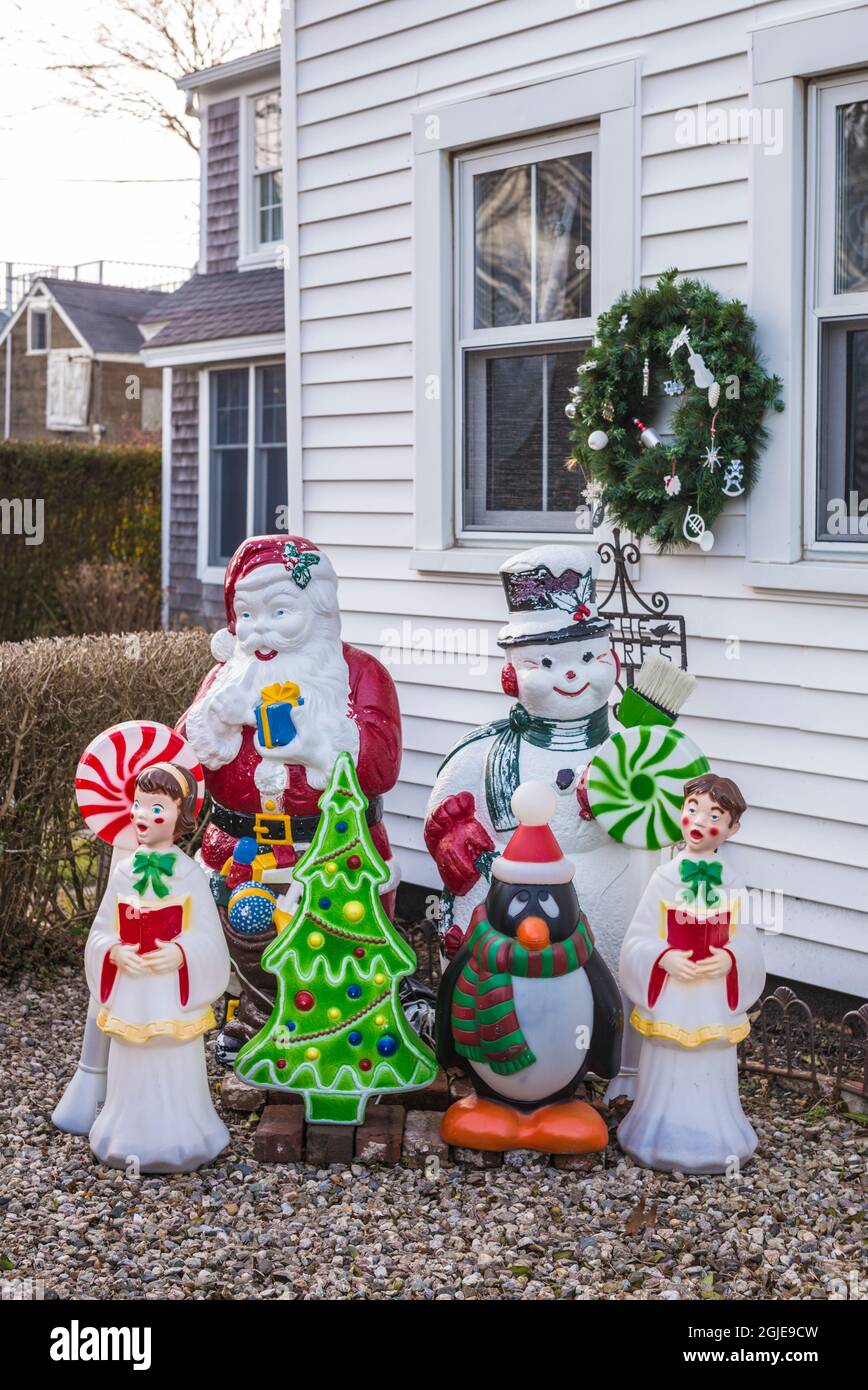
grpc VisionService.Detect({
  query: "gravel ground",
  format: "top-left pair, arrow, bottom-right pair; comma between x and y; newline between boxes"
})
2,968 -> 864,1301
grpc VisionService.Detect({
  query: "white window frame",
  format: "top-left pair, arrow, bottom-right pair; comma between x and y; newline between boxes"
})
27,302 -> 49,354
455,130 -> 598,542
198,358 -> 286,584
804,74 -> 868,555
411,60 -> 638,575
237,81 -> 284,270
748,3 -> 868,595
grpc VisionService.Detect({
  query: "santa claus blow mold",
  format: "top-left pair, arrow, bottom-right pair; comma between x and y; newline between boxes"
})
177,535 -> 402,1049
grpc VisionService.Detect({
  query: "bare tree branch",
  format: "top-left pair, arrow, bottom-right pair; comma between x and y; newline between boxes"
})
35,0 -> 281,153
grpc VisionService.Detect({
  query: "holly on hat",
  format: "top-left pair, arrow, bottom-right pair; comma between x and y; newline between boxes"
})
492,782 -> 573,885
211,534 -> 335,662
497,544 -> 612,649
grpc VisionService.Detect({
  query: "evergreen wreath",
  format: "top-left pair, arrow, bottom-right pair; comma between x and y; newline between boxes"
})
567,269 -> 784,549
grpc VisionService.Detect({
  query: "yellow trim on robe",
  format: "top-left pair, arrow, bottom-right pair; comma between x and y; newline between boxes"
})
96,1006 -> 216,1043
630,1006 -> 750,1049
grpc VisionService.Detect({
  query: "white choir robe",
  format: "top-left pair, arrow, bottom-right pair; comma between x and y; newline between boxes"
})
617,851 -> 765,1174
84,848 -> 231,1173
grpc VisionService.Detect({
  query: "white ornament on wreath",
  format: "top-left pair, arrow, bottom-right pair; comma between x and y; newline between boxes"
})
722,459 -> 745,497
663,379 -> 684,397
701,444 -> 721,472
683,505 -> 715,551
708,380 -> 721,408
588,429 -> 609,451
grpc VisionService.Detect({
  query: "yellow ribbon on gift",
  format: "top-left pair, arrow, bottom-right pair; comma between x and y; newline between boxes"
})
259,680 -> 302,707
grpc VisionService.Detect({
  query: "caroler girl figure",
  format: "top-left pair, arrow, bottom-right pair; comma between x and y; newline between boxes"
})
85,761 -> 231,1172
617,773 -> 765,1174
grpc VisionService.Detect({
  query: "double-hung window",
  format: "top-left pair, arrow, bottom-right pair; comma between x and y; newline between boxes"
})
808,77 -> 868,547
207,363 -> 287,567
253,90 -> 283,247
456,132 -> 597,536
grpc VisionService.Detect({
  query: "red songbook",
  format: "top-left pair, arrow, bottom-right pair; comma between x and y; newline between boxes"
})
117,898 -> 186,953
100,895 -> 191,1005
648,901 -> 739,1010
664,906 -> 732,961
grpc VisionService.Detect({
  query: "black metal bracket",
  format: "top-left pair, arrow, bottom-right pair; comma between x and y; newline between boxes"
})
596,527 -> 688,693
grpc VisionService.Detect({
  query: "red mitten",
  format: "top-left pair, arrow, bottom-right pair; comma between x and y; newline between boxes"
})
442,924 -> 465,960
424,793 -> 495,895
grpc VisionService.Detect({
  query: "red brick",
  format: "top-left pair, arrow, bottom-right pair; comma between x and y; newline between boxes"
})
219,1071 -> 265,1113
305,1122 -> 356,1167
354,1107 -> 404,1164
253,1104 -> 304,1163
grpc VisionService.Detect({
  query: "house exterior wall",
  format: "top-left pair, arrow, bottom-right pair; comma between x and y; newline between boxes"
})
168,368 -> 205,625
1,306 -> 161,442
206,98 -> 241,272
274,0 -> 868,995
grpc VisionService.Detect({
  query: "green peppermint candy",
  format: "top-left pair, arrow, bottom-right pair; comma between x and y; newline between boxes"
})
587,725 -> 710,849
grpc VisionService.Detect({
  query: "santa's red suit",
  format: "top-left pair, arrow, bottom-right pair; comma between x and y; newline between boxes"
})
180,644 -> 400,877
176,534 -> 402,1045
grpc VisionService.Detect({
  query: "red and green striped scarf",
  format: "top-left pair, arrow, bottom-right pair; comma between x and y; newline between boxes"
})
452,917 -> 594,1076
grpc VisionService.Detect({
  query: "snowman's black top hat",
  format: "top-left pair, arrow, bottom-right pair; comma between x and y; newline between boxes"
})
497,544 -> 612,649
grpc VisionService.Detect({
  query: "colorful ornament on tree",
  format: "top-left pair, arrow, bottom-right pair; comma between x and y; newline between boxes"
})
234,753 -> 437,1123
569,271 -> 783,547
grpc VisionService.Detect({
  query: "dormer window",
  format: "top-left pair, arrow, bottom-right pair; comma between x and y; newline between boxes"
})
27,304 -> 48,353
254,90 -> 282,246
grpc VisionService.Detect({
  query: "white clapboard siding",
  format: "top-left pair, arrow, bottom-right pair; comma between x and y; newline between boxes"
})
286,0 -> 868,994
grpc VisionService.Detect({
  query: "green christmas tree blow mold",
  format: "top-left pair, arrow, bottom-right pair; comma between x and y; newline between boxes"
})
235,752 -> 438,1124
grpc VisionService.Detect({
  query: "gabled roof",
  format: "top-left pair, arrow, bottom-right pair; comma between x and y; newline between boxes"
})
140,268 -> 284,349
41,278 -> 169,353
0,277 -> 169,355
176,45 -> 280,93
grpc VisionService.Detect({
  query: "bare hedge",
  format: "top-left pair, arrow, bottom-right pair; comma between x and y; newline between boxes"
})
0,629 -> 213,971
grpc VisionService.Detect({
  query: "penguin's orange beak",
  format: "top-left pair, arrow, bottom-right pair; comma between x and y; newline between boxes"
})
516,915 -> 550,951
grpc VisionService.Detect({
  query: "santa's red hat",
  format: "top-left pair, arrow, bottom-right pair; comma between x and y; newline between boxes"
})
492,782 -> 573,885
211,534 -> 335,662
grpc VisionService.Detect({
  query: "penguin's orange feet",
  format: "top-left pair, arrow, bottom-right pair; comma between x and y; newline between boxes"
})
518,1098 -> 609,1154
440,1095 -> 523,1151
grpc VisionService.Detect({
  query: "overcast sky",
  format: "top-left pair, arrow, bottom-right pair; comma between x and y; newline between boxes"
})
0,0 -> 201,275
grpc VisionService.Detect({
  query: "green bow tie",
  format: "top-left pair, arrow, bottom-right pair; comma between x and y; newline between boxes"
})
679,857 -> 724,906
132,850 -> 176,899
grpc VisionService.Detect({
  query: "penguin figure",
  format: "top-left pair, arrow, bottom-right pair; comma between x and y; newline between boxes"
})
436,781 -> 622,1153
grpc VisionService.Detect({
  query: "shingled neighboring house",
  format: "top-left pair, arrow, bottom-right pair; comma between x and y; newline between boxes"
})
0,277 -> 166,443
140,45 -> 286,627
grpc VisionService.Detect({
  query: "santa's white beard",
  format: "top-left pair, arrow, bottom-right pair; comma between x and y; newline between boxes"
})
185,625 -> 359,785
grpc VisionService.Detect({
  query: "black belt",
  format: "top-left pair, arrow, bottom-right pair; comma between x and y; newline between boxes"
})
210,795 -> 383,845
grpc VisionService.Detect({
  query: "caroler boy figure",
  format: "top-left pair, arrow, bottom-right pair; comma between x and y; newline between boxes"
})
83,759 -> 232,1172
618,773 -> 765,1174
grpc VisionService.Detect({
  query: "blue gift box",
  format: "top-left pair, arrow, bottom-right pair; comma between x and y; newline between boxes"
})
255,682 -> 304,748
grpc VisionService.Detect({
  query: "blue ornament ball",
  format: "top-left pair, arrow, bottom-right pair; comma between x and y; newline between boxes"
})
318,896 -> 331,910
228,884 -> 278,935
347,984 -> 362,1000
348,1031 -> 363,1046
336,820 -> 348,833
376,1035 -> 398,1058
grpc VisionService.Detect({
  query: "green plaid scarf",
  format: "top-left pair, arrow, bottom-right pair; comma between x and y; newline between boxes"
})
452,917 -> 594,1076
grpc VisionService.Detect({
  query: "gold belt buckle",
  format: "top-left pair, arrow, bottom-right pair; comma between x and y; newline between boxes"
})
253,812 -> 294,846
